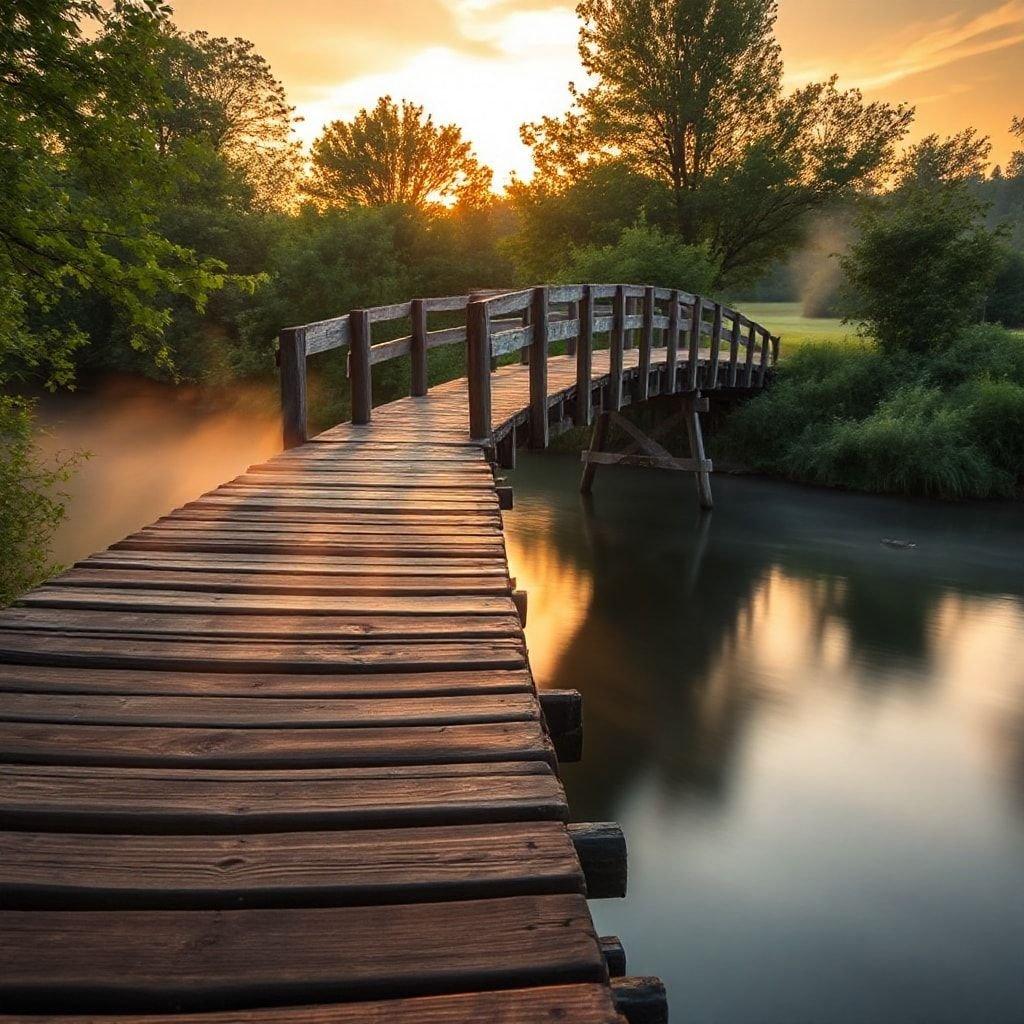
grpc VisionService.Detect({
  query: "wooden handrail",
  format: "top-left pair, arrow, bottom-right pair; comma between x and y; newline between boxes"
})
277,283 -> 779,448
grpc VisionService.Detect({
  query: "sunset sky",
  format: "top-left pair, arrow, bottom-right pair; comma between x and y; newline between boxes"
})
170,0 -> 1024,185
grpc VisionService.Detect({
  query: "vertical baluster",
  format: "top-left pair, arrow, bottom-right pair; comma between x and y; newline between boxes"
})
706,302 -> 723,390
665,290 -> 680,395
743,321 -> 757,387
411,298 -> 428,397
278,326 -> 307,449
638,286 -> 654,401
566,299 -> 579,357
687,296 -> 702,391
610,285 -> 626,411
728,313 -> 742,387
467,298 -> 492,441
529,286 -> 550,448
575,285 -> 594,427
349,310 -> 372,424
756,328 -> 771,386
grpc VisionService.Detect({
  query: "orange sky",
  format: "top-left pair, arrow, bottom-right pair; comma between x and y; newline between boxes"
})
169,0 -> 1024,184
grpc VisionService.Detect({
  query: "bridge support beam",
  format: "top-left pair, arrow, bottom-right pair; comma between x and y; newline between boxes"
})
278,327 -> 307,449
579,402 -> 714,510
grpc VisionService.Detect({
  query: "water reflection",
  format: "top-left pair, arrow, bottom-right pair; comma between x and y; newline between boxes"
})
505,455 -> 1024,1024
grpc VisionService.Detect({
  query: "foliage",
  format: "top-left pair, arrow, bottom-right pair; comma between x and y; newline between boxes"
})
717,324 -> 1024,498
840,134 -> 1004,354
517,0 -> 912,284
0,0 -> 233,388
0,397 -> 84,606
556,223 -> 718,291
307,97 -> 493,210
988,248 -> 1024,328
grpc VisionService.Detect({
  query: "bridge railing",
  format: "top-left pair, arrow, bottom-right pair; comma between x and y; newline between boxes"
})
278,284 -> 779,448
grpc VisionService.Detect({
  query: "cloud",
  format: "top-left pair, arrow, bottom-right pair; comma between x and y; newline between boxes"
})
786,0 -> 1024,92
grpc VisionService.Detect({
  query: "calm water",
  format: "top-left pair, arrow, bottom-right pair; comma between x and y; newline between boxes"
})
504,454 -> 1024,1024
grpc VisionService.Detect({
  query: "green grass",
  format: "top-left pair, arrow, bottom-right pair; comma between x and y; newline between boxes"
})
737,302 -> 864,353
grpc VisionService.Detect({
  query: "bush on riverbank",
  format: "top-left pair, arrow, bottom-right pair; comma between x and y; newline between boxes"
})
715,325 -> 1024,498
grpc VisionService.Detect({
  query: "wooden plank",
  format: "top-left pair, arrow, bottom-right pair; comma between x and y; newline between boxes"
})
0,692 -> 540,728
302,316 -> 350,356
0,895 -> 604,1014
47,568 -> 511,596
368,335 -> 412,365
0,664 -> 533,698
0,821 -> 584,910
0,761 -> 565,833
0,983 -> 624,1024
0,606 -> 522,640
111,535 -> 506,557
0,719 -> 556,769
0,633 -> 526,672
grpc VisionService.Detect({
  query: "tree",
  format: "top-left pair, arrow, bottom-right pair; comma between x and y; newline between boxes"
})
307,97 -> 493,210
841,135 -> 1003,354
1008,115 -> 1024,180
0,0 -> 229,387
521,0 -> 912,283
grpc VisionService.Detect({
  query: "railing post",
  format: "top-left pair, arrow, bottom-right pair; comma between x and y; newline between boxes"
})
411,298 -> 428,397
638,286 -> 654,401
728,314 -> 742,387
687,296 -> 702,391
756,328 -> 772,386
610,285 -> 625,411
743,321 -> 757,386
529,286 -> 550,449
665,290 -> 680,395
349,309 -> 372,424
707,302 -> 723,389
467,298 -> 492,442
575,285 -> 594,427
278,326 -> 307,450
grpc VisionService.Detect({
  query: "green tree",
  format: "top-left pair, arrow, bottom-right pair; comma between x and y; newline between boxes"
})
841,134 -> 1003,353
308,97 -> 493,209
521,0 -> 912,283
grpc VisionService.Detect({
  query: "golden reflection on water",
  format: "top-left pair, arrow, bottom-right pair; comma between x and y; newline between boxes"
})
503,506 -> 594,687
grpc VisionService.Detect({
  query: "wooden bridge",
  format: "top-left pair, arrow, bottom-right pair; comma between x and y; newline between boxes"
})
0,285 -> 776,1023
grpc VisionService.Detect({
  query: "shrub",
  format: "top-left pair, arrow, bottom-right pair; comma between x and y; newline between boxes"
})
923,322 -> 1024,389
987,248 -> 1024,328
952,378 -> 1024,480
0,397 -> 84,606
556,224 -> 718,292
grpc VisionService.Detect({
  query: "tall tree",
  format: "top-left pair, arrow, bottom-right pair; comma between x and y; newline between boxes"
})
307,97 -> 493,210
521,0 -> 913,283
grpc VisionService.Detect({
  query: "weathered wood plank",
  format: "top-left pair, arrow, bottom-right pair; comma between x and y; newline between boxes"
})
0,719 -> 556,770
0,821 -> 584,910
0,761 -> 565,833
0,895 -> 605,1013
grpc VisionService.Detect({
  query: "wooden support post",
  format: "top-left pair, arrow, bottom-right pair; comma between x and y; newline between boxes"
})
511,588 -> 527,625
568,822 -> 626,898
665,290 -> 680,395
685,394 -> 714,511
771,333 -> 781,365
687,296 -> 702,391
638,286 -> 654,401
410,298 -> 428,397
529,286 -> 549,449
539,689 -> 582,745
706,301 -> 723,389
278,327 -> 307,450
728,313 -> 742,386
756,327 -> 771,386
466,299 -> 492,442
579,411 -> 610,494
519,304 -> 531,365
496,425 -> 516,469
600,936 -> 627,978
743,321 -> 757,386
610,285 -> 626,411
575,285 -> 594,427
349,309 -> 372,425
496,485 -> 514,510
612,977 -> 669,1024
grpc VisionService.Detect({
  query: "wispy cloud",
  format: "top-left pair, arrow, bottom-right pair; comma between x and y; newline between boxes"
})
786,0 -> 1024,91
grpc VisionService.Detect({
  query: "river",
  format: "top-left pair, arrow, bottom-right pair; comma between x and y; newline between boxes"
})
504,452 -> 1024,1024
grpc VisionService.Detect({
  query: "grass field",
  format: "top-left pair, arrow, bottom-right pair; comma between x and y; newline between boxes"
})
738,301 -> 864,353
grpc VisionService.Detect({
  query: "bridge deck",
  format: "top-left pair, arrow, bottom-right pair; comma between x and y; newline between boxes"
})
0,339 -> 752,1020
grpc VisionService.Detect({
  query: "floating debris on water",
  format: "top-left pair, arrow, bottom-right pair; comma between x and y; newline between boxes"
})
881,538 -> 916,550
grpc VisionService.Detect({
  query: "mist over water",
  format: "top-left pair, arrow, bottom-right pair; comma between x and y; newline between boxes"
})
505,453 -> 1024,1024
33,376 -> 282,566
